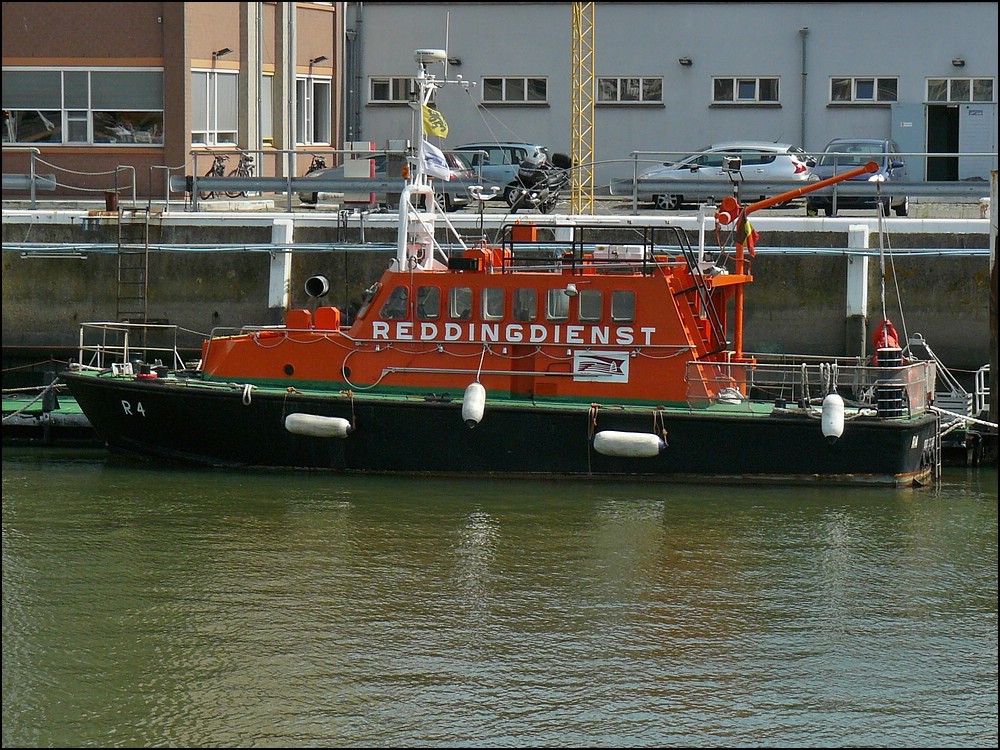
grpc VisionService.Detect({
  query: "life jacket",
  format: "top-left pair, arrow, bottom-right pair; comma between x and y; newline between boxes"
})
871,319 -> 900,365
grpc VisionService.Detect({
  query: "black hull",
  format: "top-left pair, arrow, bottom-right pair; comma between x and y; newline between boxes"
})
62,371 -> 940,487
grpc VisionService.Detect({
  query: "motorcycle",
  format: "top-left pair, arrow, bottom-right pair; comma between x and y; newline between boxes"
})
507,152 -> 572,214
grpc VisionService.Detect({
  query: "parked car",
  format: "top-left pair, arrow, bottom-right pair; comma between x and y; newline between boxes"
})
613,141 -> 817,210
454,141 -> 549,203
806,138 -> 909,217
299,150 -> 476,211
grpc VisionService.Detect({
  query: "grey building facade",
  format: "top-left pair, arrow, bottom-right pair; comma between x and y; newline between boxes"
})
343,2 -> 998,188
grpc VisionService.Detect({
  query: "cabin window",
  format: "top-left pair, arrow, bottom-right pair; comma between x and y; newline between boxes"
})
578,289 -> 603,322
611,290 -> 636,322
513,289 -> 537,321
483,288 -> 504,320
380,285 -> 408,319
450,287 -> 472,320
546,288 -> 569,321
416,286 -> 440,319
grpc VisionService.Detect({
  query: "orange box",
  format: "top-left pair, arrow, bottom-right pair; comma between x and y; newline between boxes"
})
511,224 -> 538,242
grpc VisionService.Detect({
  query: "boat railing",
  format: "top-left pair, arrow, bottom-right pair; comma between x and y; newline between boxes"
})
685,353 -> 937,416
77,322 -> 198,371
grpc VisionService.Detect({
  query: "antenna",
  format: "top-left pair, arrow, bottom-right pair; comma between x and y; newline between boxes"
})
444,11 -> 451,77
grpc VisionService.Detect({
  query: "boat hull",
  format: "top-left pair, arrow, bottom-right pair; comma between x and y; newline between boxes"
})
63,371 -> 939,487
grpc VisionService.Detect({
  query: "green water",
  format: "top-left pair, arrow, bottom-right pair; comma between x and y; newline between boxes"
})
2,450 -> 997,747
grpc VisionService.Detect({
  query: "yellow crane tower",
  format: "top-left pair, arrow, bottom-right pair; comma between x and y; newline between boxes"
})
570,2 -> 595,214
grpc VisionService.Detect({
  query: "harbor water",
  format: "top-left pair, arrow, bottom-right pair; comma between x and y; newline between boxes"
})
2,450 -> 997,748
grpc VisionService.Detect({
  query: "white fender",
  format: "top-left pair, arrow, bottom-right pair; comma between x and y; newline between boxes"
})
593,430 -> 666,458
284,413 -> 353,438
462,382 -> 486,428
821,392 -> 845,442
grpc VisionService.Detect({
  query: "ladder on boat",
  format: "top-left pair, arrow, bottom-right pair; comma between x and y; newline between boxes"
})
116,206 -> 150,324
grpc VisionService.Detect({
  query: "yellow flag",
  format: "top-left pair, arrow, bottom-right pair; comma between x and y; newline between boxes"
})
422,104 -> 448,138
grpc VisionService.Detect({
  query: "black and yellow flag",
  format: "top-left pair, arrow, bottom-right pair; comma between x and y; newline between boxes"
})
422,104 -> 448,138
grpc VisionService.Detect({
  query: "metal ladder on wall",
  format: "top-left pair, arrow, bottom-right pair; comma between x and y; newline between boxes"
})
116,206 -> 150,323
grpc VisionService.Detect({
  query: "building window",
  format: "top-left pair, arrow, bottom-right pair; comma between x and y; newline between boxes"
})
829,77 -> 898,103
482,77 -> 547,104
261,74 -> 273,144
297,76 -> 331,144
926,77 -> 995,103
712,77 -> 779,104
597,77 -> 662,104
2,68 -> 163,145
369,76 -> 414,104
191,70 -> 237,146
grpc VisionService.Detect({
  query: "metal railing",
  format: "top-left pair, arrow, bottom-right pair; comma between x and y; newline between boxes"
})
613,149 -> 998,213
76,322 -> 199,371
685,353 -> 937,417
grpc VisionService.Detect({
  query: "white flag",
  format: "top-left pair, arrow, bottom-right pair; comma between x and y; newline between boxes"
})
421,140 -> 454,181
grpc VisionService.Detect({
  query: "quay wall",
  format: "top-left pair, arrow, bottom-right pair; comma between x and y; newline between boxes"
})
2,211 -> 993,375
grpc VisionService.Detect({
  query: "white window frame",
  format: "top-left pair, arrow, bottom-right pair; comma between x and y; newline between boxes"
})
191,69 -> 237,146
297,75 -> 332,145
712,76 -> 780,104
829,76 -> 898,104
369,76 -> 414,104
926,77 -> 995,103
597,76 -> 663,104
481,77 -> 548,104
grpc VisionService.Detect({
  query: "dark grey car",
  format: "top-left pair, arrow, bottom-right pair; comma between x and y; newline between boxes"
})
806,138 -> 909,216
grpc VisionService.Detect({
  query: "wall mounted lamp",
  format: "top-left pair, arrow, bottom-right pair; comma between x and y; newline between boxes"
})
212,47 -> 233,59
309,55 -> 329,65
447,57 -> 462,66
951,58 -> 966,67
678,57 -> 693,67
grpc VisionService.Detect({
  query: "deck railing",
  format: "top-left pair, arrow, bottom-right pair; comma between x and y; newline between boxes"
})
686,352 -> 937,417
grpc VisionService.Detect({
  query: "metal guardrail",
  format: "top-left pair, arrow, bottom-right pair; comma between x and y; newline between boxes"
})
2,174 -> 56,191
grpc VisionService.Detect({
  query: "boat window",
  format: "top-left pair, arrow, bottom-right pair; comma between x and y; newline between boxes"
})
449,287 -> 472,320
483,288 -> 504,320
546,288 -> 569,321
578,289 -> 603,322
611,290 -> 636,322
380,285 -> 408,319
416,286 -> 440,319
513,288 -> 537,321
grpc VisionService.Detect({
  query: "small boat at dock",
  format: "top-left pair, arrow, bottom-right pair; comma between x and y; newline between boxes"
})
61,50 -> 947,487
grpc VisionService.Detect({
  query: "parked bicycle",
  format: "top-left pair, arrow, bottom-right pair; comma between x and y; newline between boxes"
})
305,154 -> 327,175
198,154 -> 229,200
226,150 -> 256,198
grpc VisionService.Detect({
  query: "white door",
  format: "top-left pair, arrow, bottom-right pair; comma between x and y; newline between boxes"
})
958,103 -> 997,181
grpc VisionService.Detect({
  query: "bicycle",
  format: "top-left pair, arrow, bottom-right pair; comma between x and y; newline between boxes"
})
305,154 -> 327,175
226,150 -> 256,198
300,154 -> 329,205
198,154 -> 229,200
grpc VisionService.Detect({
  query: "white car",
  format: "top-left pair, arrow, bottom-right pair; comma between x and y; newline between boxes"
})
616,141 -> 817,210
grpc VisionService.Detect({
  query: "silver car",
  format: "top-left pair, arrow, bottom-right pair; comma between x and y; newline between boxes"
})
615,141 -> 817,210
454,141 -> 548,203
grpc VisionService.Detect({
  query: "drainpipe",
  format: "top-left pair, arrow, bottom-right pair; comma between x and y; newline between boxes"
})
799,27 -> 809,149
